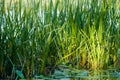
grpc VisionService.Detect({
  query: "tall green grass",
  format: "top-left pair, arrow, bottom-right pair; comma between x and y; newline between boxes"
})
0,0 -> 120,79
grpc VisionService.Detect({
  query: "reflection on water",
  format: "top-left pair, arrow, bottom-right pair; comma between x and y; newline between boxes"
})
35,68 -> 120,80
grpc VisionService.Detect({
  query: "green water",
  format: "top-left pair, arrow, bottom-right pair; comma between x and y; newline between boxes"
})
34,68 -> 120,80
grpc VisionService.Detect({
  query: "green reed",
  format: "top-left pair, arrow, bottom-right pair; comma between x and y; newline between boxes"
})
0,0 -> 120,79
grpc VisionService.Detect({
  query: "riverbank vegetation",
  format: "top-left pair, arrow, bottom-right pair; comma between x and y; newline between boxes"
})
0,0 -> 120,79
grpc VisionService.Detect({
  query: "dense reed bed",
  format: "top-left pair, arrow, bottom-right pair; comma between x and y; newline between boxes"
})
0,0 -> 120,79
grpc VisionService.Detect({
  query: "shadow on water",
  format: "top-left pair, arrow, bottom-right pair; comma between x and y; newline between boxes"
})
34,67 -> 120,80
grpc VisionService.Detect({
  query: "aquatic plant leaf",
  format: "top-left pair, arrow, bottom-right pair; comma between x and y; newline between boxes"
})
54,70 -> 66,76
77,70 -> 88,76
16,70 -> 24,79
